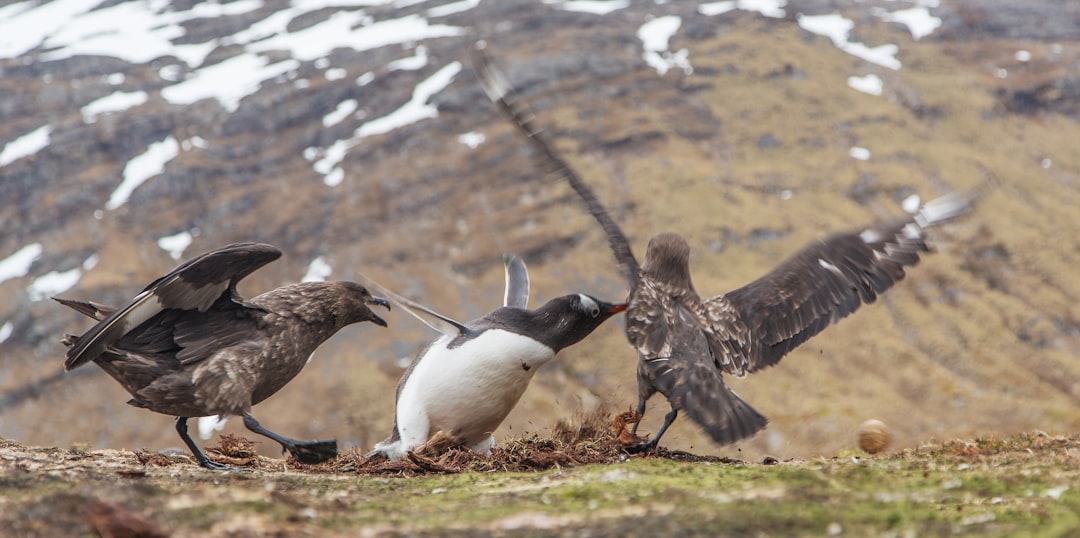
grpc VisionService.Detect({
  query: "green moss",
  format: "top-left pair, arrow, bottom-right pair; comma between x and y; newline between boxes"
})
4,434 -> 1080,536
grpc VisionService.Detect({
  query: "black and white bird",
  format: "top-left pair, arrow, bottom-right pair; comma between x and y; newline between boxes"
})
474,47 -> 977,452
55,242 -> 390,470
366,255 -> 625,459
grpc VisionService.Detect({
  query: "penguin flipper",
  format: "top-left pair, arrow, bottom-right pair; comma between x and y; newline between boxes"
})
502,254 -> 529,309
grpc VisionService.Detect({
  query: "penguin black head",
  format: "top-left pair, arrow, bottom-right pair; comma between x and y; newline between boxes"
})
527,293 -> 626,352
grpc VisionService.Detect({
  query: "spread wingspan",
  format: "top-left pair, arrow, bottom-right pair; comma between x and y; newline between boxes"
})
703,190 -> 978,376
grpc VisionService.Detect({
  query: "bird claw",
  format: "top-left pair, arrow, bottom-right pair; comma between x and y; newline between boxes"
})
198,458 -> 253,472
285,439 -> 338,464
623,441 -> 659,455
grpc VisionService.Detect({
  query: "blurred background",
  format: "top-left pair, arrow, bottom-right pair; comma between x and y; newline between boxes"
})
1,0 -> 1078,461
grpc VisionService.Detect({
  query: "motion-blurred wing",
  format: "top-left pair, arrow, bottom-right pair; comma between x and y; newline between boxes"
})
473,44 -> 640,289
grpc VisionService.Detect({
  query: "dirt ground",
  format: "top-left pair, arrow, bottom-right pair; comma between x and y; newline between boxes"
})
3,409 -> 1079,537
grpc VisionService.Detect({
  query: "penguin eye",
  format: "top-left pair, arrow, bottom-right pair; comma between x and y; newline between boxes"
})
576,294 -> 601,317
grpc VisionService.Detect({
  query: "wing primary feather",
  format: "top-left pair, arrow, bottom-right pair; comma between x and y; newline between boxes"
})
63,290 -> 160,371
472,44 -> 640,289
52,297 -> 115,320
355,272 -> 468,337
914,189 -> 979,228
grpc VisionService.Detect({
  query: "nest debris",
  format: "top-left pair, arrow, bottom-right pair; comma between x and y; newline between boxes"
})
125,409 -> 740,476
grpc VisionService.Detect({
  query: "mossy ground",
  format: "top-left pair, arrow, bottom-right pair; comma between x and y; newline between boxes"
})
2,429 -> 1078,537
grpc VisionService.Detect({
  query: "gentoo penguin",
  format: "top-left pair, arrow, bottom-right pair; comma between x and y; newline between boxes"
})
55,242 -> 389,470
474,47 -> 977,452
367,255 -> 625,459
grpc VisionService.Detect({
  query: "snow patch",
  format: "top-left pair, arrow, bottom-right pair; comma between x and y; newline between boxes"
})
28,267 -> 82,301
847,74 -> 883,96
0,321 -> 12,344
31,0 -> 260,67
700,0 -> 785,18
798,13 -> 901,70
388,46 -> 429,72
323,99 -> 359,127
355,61 -> 462,139
698,2 -> 736,16
308,62 -> 461,186
159,64 -> 183,82
0,243 -> 43,284
324,168 -> 345,187
546,0 -> 630,15
181,136 -> 208,151
161,54 -> 300,112
158,229 -> 198,260
106,136 -> 180,210
638,16 -> 692,75
245,12 -> 464,61
26,252 -> 99,301
81,91 -> 148,123
311,139 -> 351,187
874,7 -> 941,41
0,0 -> 101,59
0,125 -> 51,167
740,0 -> 785,18
849,146 -> 870,160
427,0 -> 481,18
458,131 -> 486,149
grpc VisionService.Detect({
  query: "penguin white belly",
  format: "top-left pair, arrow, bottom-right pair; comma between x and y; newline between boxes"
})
394,329 -> 555,453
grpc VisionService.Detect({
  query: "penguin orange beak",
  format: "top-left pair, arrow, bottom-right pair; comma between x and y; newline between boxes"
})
606,303 -> 628,314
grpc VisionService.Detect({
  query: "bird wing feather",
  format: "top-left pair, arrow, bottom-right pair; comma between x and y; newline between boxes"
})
473,45 -> 640,288
705,190 -> 976,375
61,242 -> 281,370
52,297 -> 116,320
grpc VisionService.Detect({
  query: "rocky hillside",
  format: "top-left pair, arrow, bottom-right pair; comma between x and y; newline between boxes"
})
1,0 -> 1078,460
